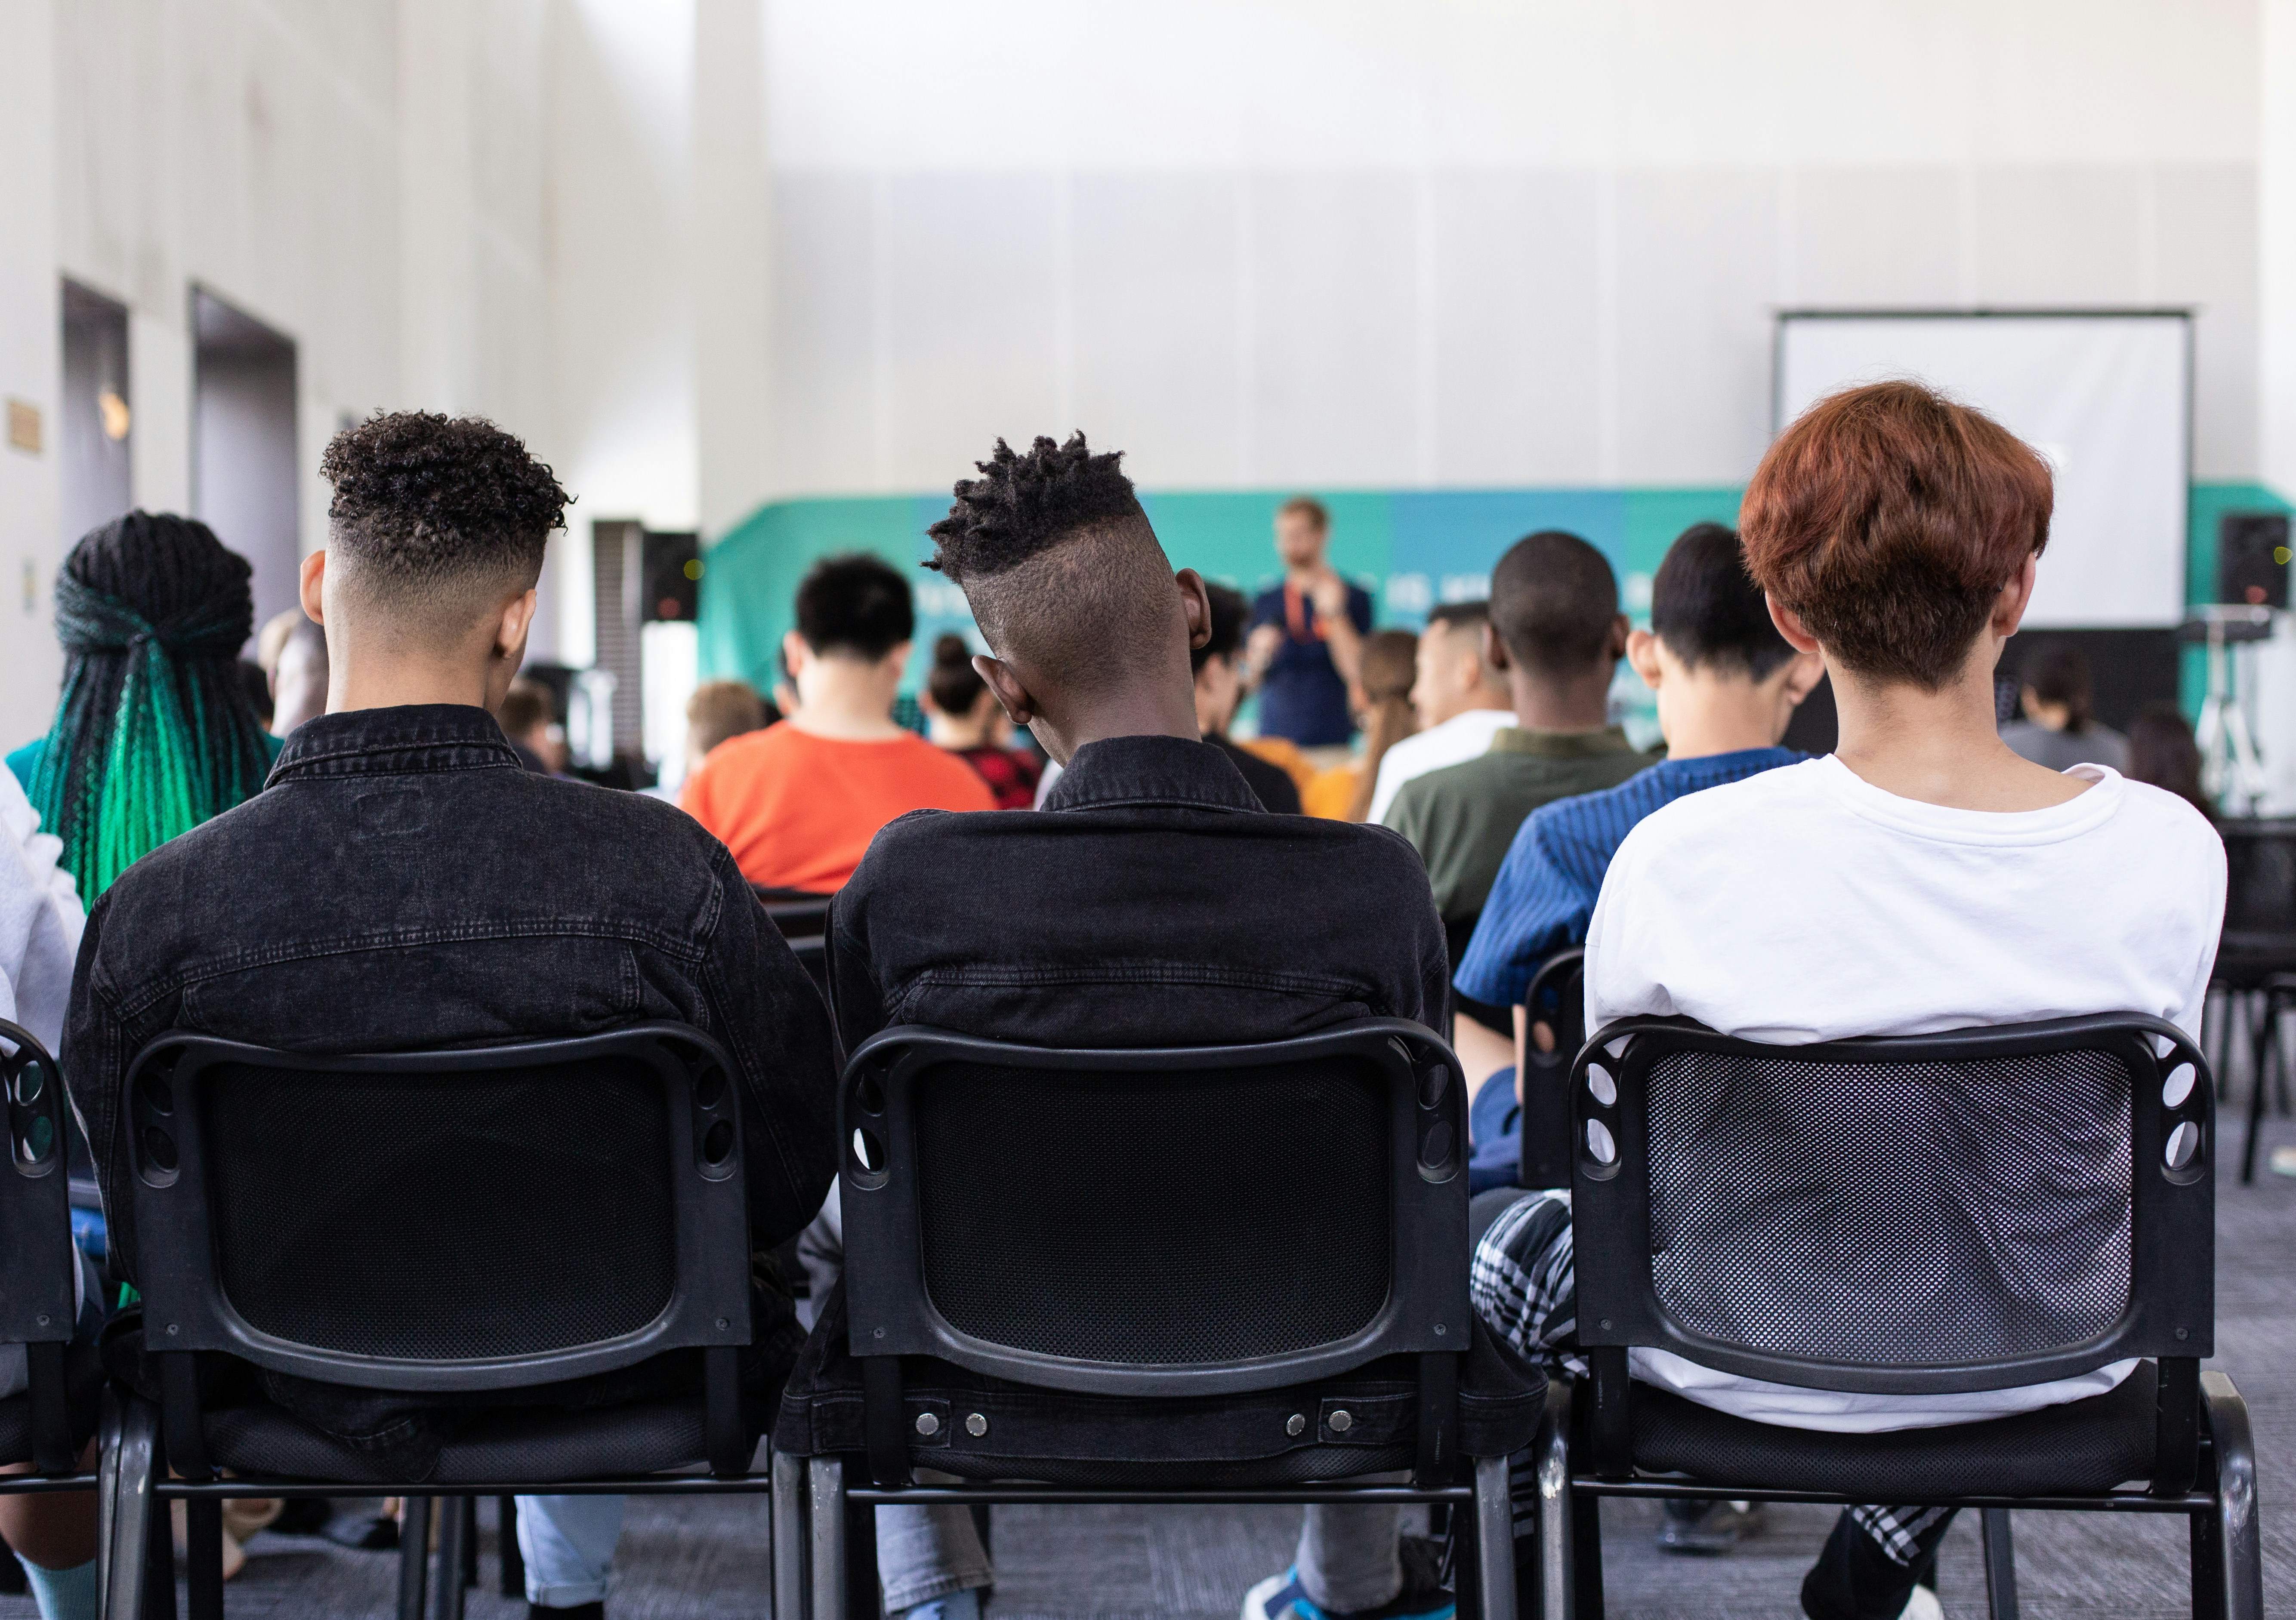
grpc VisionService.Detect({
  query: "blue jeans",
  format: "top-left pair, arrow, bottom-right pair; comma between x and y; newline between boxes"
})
516,1495 -> 625,1608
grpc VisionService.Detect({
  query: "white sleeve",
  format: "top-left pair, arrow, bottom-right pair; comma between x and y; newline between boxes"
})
2167,815 -> 2228,1044
1366,745 -> 1407,825
0,770 -> 86,1055
1581,822 -> 1679,1037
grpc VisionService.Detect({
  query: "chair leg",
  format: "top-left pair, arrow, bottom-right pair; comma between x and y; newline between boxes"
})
807,1457 -> 846,1620
496,1497 -> 522,1598
1473,1455 -> 1518,1620
460,1496 -> 478,1589
1534,1383 -> 1574,1620
432,1497 -> 468,1620
101,1398 -> 157,1620
1979,1509 -> 2018,1620
1571,1498 -> 1603,1620
772,1451 -> 806,1620
397,1498 -> 432,1620
2200,1372 -> 2262,1620
142,1493 -> 175,1620
183,1500 -> 223,1620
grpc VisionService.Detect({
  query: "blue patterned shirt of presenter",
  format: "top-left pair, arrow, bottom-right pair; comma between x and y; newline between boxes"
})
1455,746 -> 1809,1007
1248,579 -> 1374,747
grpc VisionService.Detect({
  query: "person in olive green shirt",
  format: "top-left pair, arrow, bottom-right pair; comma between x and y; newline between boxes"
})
1382,530 -> 1654,1015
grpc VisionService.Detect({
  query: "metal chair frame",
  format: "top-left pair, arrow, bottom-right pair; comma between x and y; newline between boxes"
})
97,1023 -> 777,1620
1540,1013 -> 2261,1620
1515,948 -> 1585,1191
782,1019 -> 1518,1620
0,1019 -> 102,1496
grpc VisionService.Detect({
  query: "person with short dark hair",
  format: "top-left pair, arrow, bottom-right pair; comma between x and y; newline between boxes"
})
61,411 -> 838,1620
1243,496 -> 1373,747
920,634 -> 1042,809
1471,381 -> 2225,1620
2000,638 -> 2128,771
832,434 -> 1451,1620
1193,584 -> 1303,812
2125,699 -> 2211,818
1364,601 -> 1512,822
681,554 -> 994,892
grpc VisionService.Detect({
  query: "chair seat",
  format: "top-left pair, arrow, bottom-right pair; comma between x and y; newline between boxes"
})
775,1281 -> 1543,1486
200,1394 -> 750,1485
1619,1360 -> 2160,1499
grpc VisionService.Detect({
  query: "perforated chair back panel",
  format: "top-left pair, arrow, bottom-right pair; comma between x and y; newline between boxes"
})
202,1056 -> 677,1361
1642,1044 -> 2133,1367
911,1056 -> 1392,1365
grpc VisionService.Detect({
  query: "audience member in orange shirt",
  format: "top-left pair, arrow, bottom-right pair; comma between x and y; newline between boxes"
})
682,554 -> 994,893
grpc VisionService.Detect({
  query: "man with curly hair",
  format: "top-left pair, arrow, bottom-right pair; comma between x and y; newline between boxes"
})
825,434 -> 1455,1620
62,413 -> 837,1620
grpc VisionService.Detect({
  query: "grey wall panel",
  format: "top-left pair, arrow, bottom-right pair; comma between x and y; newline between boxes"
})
1070,174 -> 1244,486
1613,168 -> 1783,484
1244,172 -> 1418,488
1787,166 -> 1963,308
1971,164 -> 2146,305
2154,162 -> 2258,480
1426,169 -> 1602,487
771,173 -> 879,495
880,173 -> 1061,488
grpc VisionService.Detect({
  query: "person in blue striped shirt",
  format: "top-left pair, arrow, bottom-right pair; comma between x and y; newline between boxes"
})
1456,523 -> 1822,1558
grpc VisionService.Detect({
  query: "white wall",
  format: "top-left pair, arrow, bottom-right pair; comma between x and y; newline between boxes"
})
0,0 -> 63,741
760,0 -> 2262,497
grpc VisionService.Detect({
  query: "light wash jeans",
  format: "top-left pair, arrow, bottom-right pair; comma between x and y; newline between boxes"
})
516,1494 -> 626,1608
800,1185 -> 997,1613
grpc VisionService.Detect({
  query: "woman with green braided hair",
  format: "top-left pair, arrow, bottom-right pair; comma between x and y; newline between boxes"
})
6,513 -> 281,898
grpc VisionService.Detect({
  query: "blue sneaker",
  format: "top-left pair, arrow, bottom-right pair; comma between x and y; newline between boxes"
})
1242,1557 -> 1454,1620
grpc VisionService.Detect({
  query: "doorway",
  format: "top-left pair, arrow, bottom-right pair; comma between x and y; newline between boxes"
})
59,280 -> 131,548
192,288 -> 299,638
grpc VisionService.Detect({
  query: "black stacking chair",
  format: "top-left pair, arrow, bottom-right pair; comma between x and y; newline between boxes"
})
99,1024 -> 770,1620
2213,819 -> 2296,1181
1516,949 -> 1585,1190
0,1020 -> 101,1493
775,1019 -> 1533,1620
1537,1014 -> 2260,1620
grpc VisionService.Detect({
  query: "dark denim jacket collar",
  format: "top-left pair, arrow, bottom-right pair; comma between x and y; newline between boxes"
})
1041,734 -> 1263,816
269,703 -> 524,784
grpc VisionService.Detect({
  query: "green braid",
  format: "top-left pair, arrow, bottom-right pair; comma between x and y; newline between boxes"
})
30,513 -> 270,897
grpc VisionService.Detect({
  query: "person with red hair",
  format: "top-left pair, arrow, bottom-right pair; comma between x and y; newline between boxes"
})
1466,380 -> 2225,1620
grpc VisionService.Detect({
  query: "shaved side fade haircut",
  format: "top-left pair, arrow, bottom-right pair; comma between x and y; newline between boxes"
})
320,411 -> 570,643
926,433 -> 1179,692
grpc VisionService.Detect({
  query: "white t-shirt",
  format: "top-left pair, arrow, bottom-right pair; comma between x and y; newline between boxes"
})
1369,708 -> 1514,825
1584,756 -> 2225,1432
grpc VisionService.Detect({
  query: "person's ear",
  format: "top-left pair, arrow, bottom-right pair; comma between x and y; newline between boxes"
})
1625,627 -> 1665,689
1604,613 -> 1631,662
781,630 -> 810,682
1765,594 -> 1823,655
299,550 -> 327,625
1778,648 -> 1825,707
1482,620 -> 1513,673
1176,568 -> 1213,653
973,654 -> 1038,728
495,588 -> 538,665
1992,553 -> 2040,640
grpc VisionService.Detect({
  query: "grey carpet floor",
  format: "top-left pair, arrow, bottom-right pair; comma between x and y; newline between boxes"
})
10,1112 -> 2291,1618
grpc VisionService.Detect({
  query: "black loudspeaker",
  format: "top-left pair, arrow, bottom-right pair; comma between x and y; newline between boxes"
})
2219,512 -> 2290,610
642,531 -> 701,622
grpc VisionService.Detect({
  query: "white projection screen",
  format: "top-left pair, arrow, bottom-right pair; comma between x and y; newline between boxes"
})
1775,313 -> 2191,628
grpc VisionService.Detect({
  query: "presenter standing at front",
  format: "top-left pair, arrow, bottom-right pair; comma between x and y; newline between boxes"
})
1246,496 -> 1374,748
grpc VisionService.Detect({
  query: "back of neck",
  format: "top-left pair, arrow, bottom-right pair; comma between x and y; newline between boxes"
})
1508,667 -> 1613,734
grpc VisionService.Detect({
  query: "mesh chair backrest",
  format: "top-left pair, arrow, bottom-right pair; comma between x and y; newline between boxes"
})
1638,1042 -> 2132,1366
201,1056 -> 676,1360
910,1055 -> 1392,1365
2220,821 -> 2296,937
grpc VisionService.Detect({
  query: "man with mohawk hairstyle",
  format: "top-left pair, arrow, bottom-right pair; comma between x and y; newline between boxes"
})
825,433 -> 1459,1620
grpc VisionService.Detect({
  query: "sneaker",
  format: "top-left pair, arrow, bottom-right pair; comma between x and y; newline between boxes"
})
1899,1585 -> 1944,1620
1656,1498 -> 1765,1555
2269,1146 -> 2296,1179
1241,1557 -> 1454,1620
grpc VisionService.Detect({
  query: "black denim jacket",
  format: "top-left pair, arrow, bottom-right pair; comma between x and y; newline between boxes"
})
61,706 -> 838,1467
827,733 -> 1450,1051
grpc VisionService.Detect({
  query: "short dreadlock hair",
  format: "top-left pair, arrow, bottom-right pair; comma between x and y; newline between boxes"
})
320,411 -> 569,640
927,434 -> 1184,695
